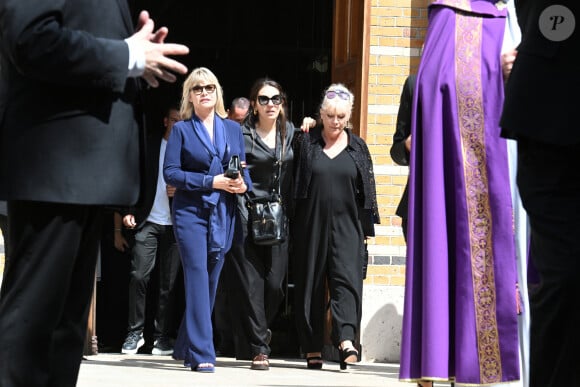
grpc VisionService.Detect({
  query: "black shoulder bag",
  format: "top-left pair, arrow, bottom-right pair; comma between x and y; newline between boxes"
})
245,131 -> 288,245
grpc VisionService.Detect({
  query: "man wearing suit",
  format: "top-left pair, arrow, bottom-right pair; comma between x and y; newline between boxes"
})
501,1 -> 579,386
119,106 -> 182,355
390,74 -> 416,241
0,1 -> 188,386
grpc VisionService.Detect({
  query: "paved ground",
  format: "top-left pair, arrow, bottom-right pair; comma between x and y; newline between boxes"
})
77,354 -> 432,387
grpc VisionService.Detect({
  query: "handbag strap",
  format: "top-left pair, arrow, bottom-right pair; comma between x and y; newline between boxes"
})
273,129 -> 283,200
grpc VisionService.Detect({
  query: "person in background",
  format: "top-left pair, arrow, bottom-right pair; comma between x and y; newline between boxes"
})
227,97 -> 250,124
292,83 -> 379,370
212,95 -> 251,356
390,74 -> 416,242
399,1 -> 523,386
0,2 -> 189,385
501,1 -> 579,386
227,78 -> 316,370
164,67 -> 251,373
500,2 -> 530,386
119,106 -> 182,356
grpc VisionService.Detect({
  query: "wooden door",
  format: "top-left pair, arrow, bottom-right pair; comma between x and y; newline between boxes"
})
331,0 -> 371,137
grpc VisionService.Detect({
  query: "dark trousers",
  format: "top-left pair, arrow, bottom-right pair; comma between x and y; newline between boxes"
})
212,256 -> 235,353
228,238 -> 289,358
0,213 -> 8,260
517,139 -> 580,387
293,239 -> 363,353
0,201 -> 102,387
127,221 -> 181,338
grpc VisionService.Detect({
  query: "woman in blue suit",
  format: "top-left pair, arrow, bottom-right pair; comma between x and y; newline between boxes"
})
164,67 -> 251,372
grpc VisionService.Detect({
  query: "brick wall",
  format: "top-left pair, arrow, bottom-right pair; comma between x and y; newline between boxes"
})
363,0 -> 428,287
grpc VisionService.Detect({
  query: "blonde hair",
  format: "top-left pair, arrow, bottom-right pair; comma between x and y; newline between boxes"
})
319,83 -> 355,125
179,67 -> 227,120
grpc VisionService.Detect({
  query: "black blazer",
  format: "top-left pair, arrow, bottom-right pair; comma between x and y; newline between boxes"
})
0,0 -> 144,206
390,74 -> 416,219
501,0 -> 579,145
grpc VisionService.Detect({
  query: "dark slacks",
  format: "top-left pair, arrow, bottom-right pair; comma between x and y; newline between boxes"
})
228,237 -> 289,358
212,256 -> 235,354
0,201 -> 102,387
0,213 -> 8,260
517,139 -> 580,387
127,221 -> 181,338
293,238 -> 363,353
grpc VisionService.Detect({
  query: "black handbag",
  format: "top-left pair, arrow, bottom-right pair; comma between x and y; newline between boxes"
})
246,193 -> 288,245
245,131 -> 288,245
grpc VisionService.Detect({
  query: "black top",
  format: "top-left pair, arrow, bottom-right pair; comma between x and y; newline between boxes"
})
292,126 -> 379,237
390,74 -> 416,218
241,121 -> 296,216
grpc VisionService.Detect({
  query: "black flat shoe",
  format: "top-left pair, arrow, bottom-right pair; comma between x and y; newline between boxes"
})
338,347 -> 358,370
306,355 -> 323,369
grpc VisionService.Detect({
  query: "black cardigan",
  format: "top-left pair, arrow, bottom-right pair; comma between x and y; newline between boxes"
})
292,127 -> 380,237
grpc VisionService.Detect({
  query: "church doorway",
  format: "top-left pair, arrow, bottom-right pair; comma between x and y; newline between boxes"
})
95,0 -> 370,358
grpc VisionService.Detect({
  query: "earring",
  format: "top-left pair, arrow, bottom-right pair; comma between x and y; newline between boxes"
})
253,109 -> 258,115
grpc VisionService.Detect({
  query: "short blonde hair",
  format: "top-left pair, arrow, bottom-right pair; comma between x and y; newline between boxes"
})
180,67 -> 227,120
319,83 -> 355,125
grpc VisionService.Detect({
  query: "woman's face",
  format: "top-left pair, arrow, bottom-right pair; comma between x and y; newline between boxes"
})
189,82 -> 217,113
320,102 -> 349,134
254,85 -> 283,122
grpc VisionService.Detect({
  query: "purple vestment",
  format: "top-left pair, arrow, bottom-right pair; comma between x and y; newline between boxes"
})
399,0 -> 520,385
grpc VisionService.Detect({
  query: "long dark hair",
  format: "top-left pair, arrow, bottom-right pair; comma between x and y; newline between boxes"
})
245,78 -> 288,157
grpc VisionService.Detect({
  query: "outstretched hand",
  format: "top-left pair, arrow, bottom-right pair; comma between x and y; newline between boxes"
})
127,10 -> 189,87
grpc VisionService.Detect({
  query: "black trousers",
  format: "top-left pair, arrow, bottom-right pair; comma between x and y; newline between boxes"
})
517,139 -> 580,387
0,201 -> 102,387
227,237 -> 289,359
0,213 -> 8,260
126,221 -> 181,338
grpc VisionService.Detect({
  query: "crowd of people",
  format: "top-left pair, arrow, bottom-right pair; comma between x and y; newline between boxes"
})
0,0 -> 576,386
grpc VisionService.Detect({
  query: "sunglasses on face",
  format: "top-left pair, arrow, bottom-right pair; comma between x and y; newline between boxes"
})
191,84 -> 216,95
257,95 -> 282,106
326,90 -> 350,100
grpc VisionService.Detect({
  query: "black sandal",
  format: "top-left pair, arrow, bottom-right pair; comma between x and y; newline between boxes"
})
306,354 -> 323,369
338,346 -> 358,370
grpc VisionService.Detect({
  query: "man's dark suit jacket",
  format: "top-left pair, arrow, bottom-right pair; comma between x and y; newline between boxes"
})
390,74 -> 416,219
501,0 -> 579,144
0,0 -> 143,206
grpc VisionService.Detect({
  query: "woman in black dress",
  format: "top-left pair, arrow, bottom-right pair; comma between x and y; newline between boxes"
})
292,83 -> 379,370
227,78 -> 315,370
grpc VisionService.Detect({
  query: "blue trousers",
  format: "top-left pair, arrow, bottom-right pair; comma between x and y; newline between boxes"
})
172,208 -> 226,368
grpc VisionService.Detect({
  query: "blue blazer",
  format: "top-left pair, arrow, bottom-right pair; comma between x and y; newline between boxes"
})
164,115 -> 252,253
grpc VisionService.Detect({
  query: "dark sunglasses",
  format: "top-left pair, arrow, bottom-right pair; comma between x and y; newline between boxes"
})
326,90 -> 350,100
257,95 -> 282,106
191,84 -> 216,95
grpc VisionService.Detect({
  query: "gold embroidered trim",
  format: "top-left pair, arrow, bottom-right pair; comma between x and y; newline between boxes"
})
430,0 -> 472,12
455,11 -> 503,384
